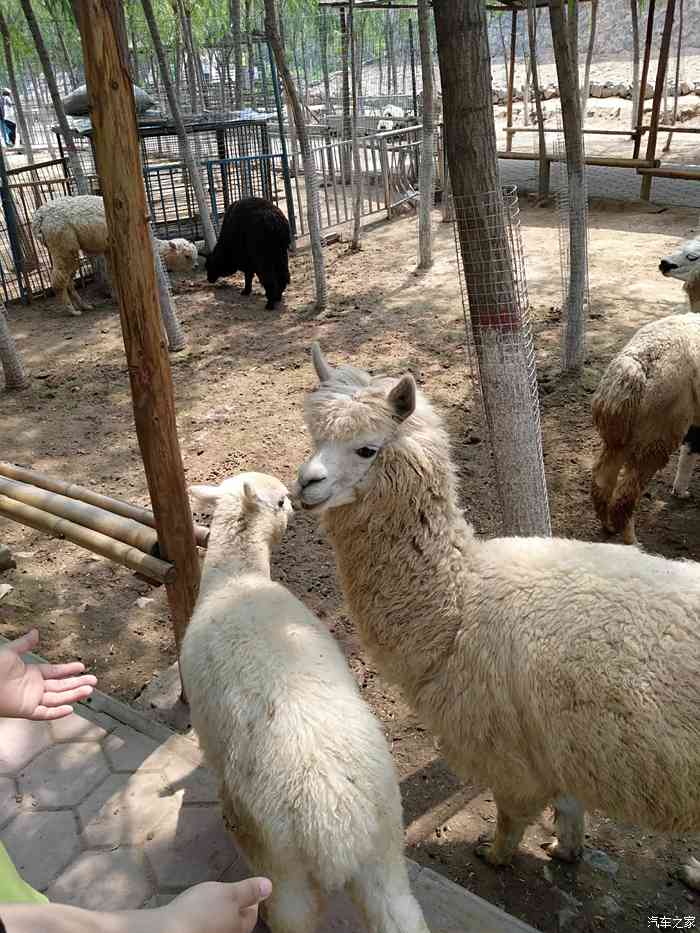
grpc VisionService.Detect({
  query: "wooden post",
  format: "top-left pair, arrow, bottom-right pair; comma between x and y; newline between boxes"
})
633,0 -> 656,159
505,10 -> 517,153
76,0 -> 200,675
640,0 -> 675,200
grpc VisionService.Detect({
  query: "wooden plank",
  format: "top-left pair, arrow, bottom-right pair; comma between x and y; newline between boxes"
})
505,126 -> 638,138
633,0 -> 656,159
641,0 -> 676,200
505,9 -> 517,153
76,0 -> 201,659
637,166 -> 700,180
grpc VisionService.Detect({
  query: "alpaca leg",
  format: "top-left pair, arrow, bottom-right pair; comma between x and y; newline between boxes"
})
241,270 -> 253,296
590,447 -> 625,532
608,451 -> 671,546
349,855 -> 430,933
52,251 -> 83,316
672,426 -> 700,498
475,795 -> 540,866
544,795 -> 585,863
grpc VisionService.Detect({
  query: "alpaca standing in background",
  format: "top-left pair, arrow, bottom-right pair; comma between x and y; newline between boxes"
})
660,234 -> 700,312
591,313 -> 700,543
295,343 -> 700,890
180,472 -> 430,933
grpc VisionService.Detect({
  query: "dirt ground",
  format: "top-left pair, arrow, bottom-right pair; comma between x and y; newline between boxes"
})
2,201 -> 700,932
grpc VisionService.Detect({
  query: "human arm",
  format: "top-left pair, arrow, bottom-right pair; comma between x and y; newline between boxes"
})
0,878 -> 272,933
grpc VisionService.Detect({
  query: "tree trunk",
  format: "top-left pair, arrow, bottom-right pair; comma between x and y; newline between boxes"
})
265,0 -> 327,313
630,0 -> 640,127
340,8 -> 352,184
663,0 -> 684,153
349,0 -> 363,252
433,0 -> 550,537
386,11 -> 398,96
0,9 -> 36,167
0,305 -> 28,390
175,0 -> 199,113
18,0 -> 89,194
417,0 -> 434,269
581,0 -> 598,111
142,0 -> 218,250
526,0 -> 548,199
319,12 -> 333,114
550,0 -> 587,372
245,0 -> 255,97
231,0 -> 243,109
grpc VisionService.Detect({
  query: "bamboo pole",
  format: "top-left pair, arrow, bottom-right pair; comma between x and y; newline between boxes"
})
0,476 -> 158,554
76,0 -> 201,663
0,495 -> 175,584
0,462 -> 210,548
633,0 -> 656,159
640,0 -> 676,201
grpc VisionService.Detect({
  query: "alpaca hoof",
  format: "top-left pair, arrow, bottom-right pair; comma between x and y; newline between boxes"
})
67,307 -> 82,317
672,487 -> 691,499
678,858 -> 700,892
475,837 -> 511,867
265,301 -> 277,311
543,838 -> 582,864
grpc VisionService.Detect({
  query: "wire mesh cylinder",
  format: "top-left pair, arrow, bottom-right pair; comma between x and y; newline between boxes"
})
453,185 -> 550,537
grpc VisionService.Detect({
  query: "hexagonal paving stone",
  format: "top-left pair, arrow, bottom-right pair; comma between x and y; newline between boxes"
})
103,724 -> 161,772
78,771 -> 181,847
2,810 -> 79,890
18,741 -> 109,808
144,804 -> 240,888
0,776 -> 19,829
50,712 -> 108,743
158,751 -> 219,805
0,719 -> 51,774
47,847 -> 153,910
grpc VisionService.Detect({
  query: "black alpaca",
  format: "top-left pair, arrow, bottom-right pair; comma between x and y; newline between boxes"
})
204,197 -> 291,310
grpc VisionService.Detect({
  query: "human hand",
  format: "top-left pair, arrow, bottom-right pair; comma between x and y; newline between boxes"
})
161,878 -> 273,933
0,629 -> 97,721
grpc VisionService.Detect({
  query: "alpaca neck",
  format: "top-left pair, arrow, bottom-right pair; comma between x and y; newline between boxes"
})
323,444 -> 476,692
686,279 -> 700,313
203,510 -> 272,581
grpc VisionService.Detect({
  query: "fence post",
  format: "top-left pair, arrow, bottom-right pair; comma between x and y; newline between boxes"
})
409,19 -> 418,118
380,137 -> 392,218
0,146 -> 28,304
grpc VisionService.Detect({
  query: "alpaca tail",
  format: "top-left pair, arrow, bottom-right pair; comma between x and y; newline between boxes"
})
349,856 -> 430,933
591,355 -> 646,449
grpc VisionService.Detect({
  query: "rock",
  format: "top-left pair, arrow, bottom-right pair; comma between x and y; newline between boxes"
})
583,847 -> 619,877
590,82 -> 604,99
543,83 -> 559,101
593,895 -> 623,920
0,583 -> 13,600
0,545 -> 16,572
135,596 -> 156,609
644,82 -> 655,100
680,80 -> 693,96
613,83 -> 628,99
557,907 -> 581,932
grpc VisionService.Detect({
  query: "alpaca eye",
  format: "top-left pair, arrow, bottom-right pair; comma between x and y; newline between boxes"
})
356,446 -> 378,459
688,254 -> 699,262
277,497 -> 286,508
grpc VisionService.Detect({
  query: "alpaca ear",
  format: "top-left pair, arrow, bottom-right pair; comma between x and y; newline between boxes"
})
311,342 -> 334,383
241,481 -> 261,513
189,483 -> 223,509
168,241 -> 177,251
388,375 -> 416,422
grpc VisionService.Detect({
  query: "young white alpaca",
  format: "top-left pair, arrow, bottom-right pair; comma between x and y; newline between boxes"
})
295,343 -> 700,890
179,472 -> 430,933
659,234 -> 700,312
31,195 -> 198,316
590,312 -> 700,543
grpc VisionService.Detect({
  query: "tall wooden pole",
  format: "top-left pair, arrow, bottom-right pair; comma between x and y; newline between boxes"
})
640,0 -> 676,200
633,0 -> 656,159
505,10 -> 517,153
76,0 -> 200,679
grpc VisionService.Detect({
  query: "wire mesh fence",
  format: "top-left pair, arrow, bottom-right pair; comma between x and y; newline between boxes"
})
452,184 -> 551,537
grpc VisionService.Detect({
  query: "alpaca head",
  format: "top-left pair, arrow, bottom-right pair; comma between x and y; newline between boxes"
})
295,343 -> 450,515
659,235 -> 700,285
190,472 -> 293,545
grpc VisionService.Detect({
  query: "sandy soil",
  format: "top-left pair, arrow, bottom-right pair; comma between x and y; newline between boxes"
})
2,201 -> 700,932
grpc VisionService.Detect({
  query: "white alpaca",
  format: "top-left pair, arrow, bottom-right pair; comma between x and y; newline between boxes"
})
179,472 -> 430,933
590,312 -> 700,543
659,234 -> 700,312
295,343 -> 700,890
31,195 -> 198,316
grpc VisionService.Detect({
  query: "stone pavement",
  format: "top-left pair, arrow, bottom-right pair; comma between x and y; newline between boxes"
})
0,648 -> 536,932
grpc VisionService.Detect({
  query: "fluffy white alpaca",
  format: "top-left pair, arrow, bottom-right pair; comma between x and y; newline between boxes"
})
31,195 -> 198,316
295,343 -> 700,890
179,472 -> 430,933
591,312 -> 700,543
659,234 -> 700,312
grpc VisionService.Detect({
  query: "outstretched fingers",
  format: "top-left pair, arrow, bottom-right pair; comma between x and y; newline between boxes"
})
38,661 -> 89,680
29,704 -> 78,722
40,672 -> 97,693
41,684 -> 96,708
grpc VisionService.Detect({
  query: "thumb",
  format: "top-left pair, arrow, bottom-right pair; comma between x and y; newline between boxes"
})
9,630 -> 39,656
233,877 -> 272,911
